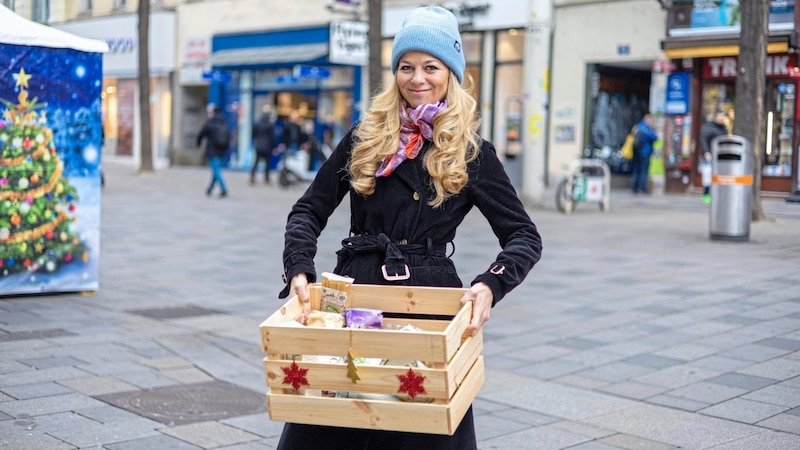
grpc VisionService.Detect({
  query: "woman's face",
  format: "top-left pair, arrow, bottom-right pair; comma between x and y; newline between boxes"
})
396,51 -> 450,108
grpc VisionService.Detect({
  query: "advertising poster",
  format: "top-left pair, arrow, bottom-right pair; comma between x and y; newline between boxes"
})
686,0 -> 793,29
0,6 -> 106,295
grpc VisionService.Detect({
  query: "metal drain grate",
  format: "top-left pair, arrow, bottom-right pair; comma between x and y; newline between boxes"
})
127,305 -> 220,320
94,381 -> 267,425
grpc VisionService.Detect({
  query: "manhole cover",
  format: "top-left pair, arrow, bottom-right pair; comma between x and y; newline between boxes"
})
127,306 -> 220,320
94,381 -> 266,425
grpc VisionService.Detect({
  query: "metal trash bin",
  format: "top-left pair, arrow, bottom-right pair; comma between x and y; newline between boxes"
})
709,135 -> 753,241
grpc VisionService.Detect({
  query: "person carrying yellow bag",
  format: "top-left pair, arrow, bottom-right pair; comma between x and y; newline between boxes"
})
620,126 -> 636,160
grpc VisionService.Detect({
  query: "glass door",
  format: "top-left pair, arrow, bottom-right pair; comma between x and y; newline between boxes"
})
764,82 -> 794,182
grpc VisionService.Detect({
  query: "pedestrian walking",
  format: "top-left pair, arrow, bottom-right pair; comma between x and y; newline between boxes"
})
631,113 -> 659,194
700,110 -> 728,204
250,105 -> 276,185
197,106 -> 231,198
278,109 -> 306,156
276,6 -> 542,449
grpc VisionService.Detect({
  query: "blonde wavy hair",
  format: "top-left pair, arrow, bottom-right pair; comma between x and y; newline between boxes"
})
349,72 -> 480,207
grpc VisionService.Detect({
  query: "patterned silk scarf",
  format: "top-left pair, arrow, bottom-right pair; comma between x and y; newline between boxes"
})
375,101 -> 447,177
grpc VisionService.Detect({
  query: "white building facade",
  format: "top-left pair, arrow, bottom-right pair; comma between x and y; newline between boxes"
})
55,10 -> 176,169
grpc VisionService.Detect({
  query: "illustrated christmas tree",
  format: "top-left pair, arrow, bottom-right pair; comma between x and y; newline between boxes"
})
0,68 -> 87,277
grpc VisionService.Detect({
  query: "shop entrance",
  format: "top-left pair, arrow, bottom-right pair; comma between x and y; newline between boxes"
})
699,80 -> 796,193
586,65 -> 651,177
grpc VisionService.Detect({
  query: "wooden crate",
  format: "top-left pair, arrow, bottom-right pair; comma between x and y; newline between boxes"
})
259,283 -> 484,435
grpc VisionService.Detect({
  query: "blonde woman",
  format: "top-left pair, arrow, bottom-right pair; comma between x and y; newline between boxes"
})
277,6 -> 542,449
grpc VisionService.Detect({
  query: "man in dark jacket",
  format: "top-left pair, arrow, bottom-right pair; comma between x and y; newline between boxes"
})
250,106 -> 276,185
279,110 -> 306,155
699,110 -> 728,202
197,106 -> 230,197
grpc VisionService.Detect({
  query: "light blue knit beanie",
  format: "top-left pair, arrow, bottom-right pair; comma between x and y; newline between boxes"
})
391,6 -> 465,83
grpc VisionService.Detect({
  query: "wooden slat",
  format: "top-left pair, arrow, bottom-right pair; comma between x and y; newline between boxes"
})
445,329 -> 483,394
268,393 -> 452,435
443,302 -> 472,363
349,328 -> 448,363
264,359 -> 450,398
446,356 -> 484,434
266,356 -> 485,435
349,284 -> 466,315
263,325 -> 451,363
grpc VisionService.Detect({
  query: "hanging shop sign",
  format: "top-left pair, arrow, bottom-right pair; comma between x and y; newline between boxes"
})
704,54 -> 798,79
329,20 -> 368,66
665,72 -> 690,115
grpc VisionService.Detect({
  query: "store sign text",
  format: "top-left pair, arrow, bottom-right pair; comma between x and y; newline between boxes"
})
105,37 -> 135,54
704,54 -> 798,78
329,20 -> 368,66
184,37 -> 210,63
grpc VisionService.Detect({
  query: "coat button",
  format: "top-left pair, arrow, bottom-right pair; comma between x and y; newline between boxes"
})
413,192 -> 420,201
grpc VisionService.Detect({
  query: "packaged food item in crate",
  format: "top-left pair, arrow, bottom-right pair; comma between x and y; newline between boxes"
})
320,272 -> 354,314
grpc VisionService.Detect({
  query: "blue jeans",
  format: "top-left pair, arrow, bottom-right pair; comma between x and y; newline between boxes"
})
631,155 -> 651,193
207,156 -> 227,194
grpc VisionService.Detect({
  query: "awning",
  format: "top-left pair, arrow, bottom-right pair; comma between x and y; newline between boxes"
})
664,41 -> 790,59
210,42 -> 328,67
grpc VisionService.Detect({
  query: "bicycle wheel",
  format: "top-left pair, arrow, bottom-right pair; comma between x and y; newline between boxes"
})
555,177 -> 575,214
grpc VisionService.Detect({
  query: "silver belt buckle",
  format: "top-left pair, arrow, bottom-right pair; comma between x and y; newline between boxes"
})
381,264 -> 410,281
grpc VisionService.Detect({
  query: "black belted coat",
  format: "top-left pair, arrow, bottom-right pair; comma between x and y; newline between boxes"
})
278,128 -> 542,449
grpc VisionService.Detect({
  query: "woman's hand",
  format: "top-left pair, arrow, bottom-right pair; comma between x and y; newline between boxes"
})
290,273 -> 310,324
460,282 -> 493,336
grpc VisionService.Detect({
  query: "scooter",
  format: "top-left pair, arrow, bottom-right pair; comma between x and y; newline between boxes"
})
277,149 -> 317,187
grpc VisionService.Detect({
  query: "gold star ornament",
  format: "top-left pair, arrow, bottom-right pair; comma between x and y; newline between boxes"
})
13,68 -> 32,89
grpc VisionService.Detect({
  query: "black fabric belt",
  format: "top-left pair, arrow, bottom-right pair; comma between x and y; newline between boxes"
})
338,233 -> 447,281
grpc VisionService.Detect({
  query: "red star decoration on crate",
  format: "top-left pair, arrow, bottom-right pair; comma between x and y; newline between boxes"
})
397,368 -> 426,399
281,361 -> 309,390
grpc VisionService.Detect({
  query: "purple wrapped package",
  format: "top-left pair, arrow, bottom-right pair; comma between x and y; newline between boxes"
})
345,308 -> 383,329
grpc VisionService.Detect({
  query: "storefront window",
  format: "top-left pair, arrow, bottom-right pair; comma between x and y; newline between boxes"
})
494,29 -> 524,154
250,68 -> 354,148
701,80 -> 795,179
462,32 -> 482,101
765,82 -> 794,176
101,78 -> 135,157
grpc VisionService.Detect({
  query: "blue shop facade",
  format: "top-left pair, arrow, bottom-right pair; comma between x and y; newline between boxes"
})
207,21 -> 366,169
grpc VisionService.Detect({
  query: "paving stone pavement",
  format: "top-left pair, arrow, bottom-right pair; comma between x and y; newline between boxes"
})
1,163 -> 800,449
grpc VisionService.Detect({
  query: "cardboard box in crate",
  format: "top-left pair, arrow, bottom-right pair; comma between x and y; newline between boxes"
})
259,283 -> 484,435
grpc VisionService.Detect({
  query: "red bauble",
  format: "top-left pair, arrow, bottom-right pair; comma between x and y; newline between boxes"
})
45,230 -> 53,239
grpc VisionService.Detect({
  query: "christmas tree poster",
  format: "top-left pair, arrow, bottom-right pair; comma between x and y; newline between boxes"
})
1,8 -> 107,296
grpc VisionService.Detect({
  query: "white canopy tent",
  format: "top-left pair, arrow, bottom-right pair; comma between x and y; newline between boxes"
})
0,5 -> 108,53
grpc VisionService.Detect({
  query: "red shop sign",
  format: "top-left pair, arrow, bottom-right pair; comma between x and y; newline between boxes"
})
703,54 -> 799,79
